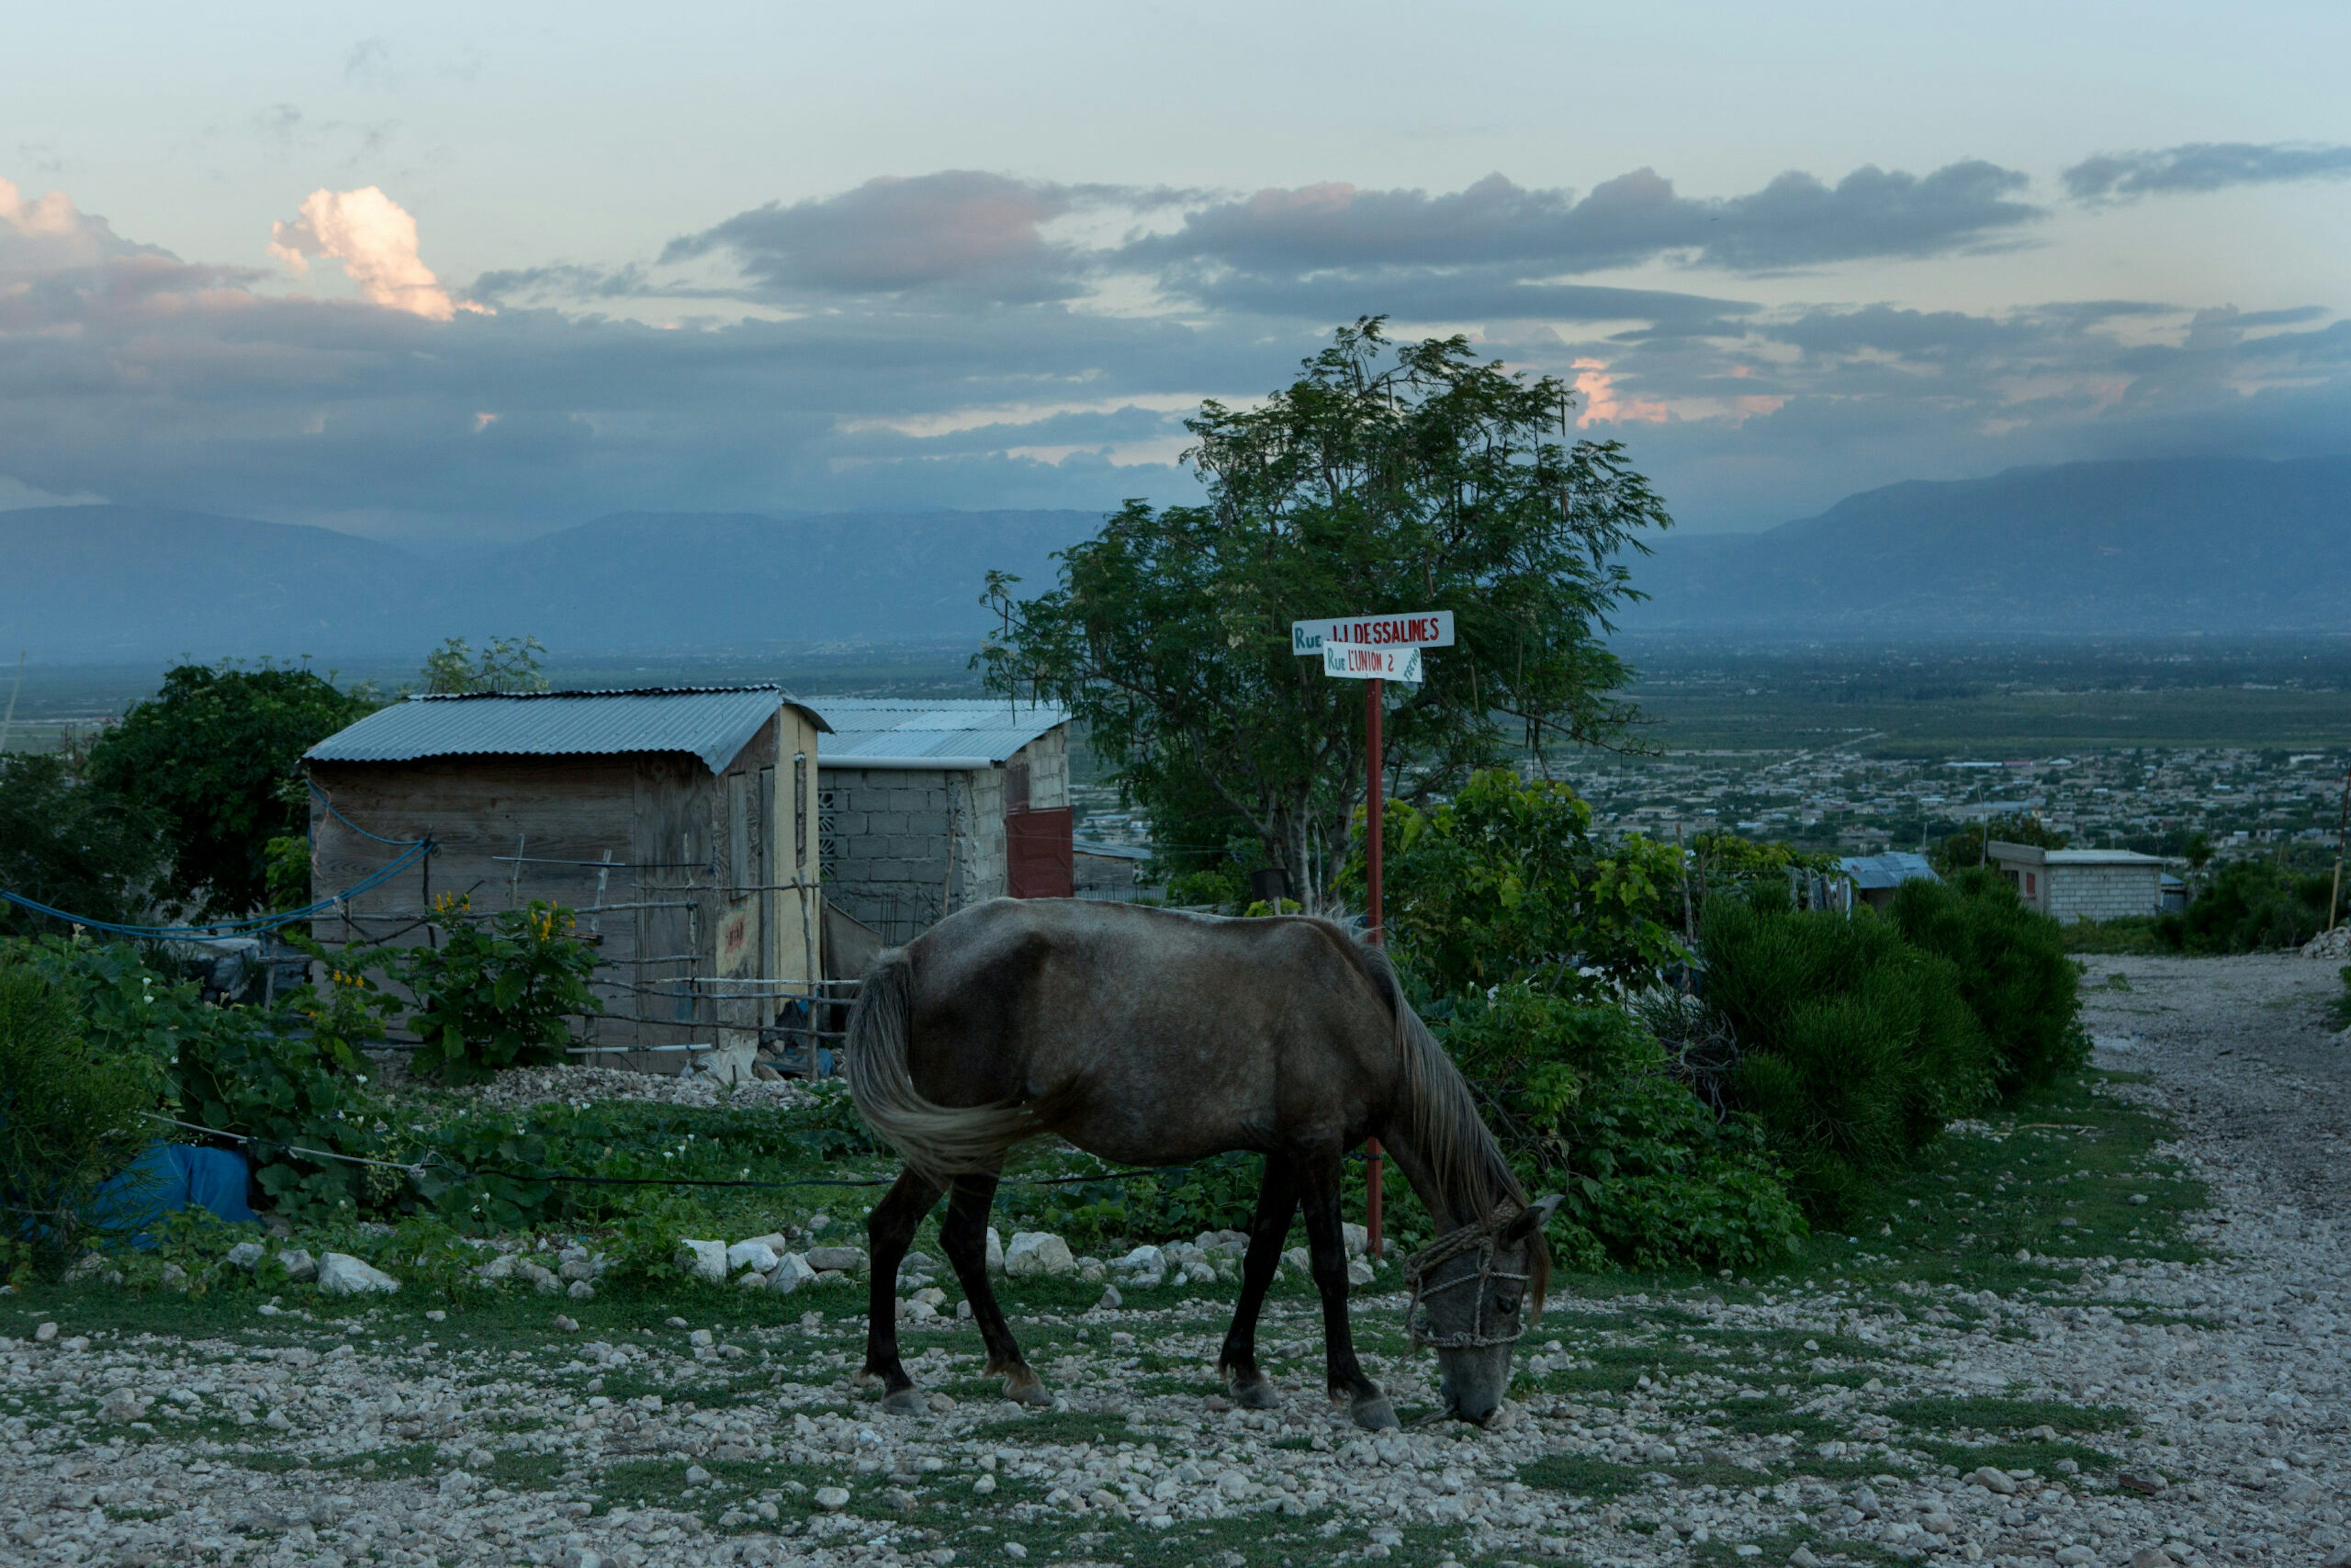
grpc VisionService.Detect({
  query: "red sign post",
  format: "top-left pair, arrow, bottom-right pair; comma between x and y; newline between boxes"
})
1293,612 -> 1453,1260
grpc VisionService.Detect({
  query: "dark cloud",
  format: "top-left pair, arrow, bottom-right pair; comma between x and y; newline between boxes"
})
661,171 -> 1191,304
2063,142 -> 2351,201
1125,161 -> 2039,280
0,165 -> 2342,543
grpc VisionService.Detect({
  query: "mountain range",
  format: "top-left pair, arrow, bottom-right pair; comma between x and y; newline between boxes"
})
2,454 -> 2344,661
1621,454 -> 2350,636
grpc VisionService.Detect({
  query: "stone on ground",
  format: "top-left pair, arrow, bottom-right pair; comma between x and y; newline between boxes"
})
315,1253 -> 400,1296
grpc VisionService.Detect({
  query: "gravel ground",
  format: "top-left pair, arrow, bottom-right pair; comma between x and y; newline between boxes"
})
2,954 -> 2347,1568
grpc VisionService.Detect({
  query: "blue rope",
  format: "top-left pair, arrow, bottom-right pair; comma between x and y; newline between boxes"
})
2,788 -> 434,943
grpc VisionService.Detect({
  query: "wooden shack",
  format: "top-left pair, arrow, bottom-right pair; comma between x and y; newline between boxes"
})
303,686 -> 830,1078
809,698 -> 1073,942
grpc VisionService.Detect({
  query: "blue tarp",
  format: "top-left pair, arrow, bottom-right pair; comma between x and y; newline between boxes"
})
87,1144 -> 255,1245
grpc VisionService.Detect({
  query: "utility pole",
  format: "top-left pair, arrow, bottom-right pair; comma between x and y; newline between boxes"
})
1365,675 -> 1384,1259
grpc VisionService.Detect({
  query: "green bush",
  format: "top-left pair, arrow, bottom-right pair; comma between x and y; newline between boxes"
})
1701,896 -> 1992,1223
0,753 -> 165,939
1890,868 -> 2088,1100
2156,860 -> 2333,953
1355,769 -> 1682,998
398,898 -> 603,1084
0,953 -> 162,1277
1439,986 -> 1806,1272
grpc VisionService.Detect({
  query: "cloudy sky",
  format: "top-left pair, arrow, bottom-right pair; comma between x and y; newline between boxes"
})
5,1 -> 2348,544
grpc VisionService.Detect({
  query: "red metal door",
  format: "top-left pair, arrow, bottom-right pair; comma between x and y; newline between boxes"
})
1007,806 -> 1073,898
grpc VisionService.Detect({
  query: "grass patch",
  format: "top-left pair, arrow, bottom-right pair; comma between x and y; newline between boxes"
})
1903,1436 -> 2117,1475
1884,1395 -> 2132,1434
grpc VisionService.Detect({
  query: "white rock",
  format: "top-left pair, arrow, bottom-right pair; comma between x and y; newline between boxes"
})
1281,1246 -> 1311,1273
99,1388 -> 145,1422
986,1226 -> 1005,1274
1347,1259 -> 1375,1288
1098,1285 -> 1122,1310
814,1486 -> 850,1511
33,1322 -> 57,1343
567,1280 -> 595,1301
726,1240 -> 781,1275
316,1253 -> 400,1296
737,1270 -> 770,1290
277,1248 -> 317,1281
673,1239 -> 728,1284
1004,1232 -> 1075,1278
1116,1245 -> 1164,1274
1969,1465 -> 2017,1495
770,1253 -> 818,1294
1342,1223 -> 1367,1259
225,1241 -> 264,1270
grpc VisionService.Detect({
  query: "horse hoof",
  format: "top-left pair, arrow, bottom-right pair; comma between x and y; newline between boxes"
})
1006,1375 -> 1053,1408
881,1387 -> 928,1417
1233,1378 -> 1278,1411
1350,1394 -> 1400,1431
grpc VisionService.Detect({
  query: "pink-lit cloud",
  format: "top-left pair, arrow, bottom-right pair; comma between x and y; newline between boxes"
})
269,186 -> 481,320
1572,358 -> 1668,426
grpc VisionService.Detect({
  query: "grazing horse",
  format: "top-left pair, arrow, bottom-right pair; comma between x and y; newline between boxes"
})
842,897 -> 1558,1428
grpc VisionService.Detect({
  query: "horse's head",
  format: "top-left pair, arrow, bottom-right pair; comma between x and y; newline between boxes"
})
1403,1194 -> 1562,1425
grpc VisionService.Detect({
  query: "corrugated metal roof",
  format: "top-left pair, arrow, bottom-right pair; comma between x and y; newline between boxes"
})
1839,851 -> 1940,891
811,697 -> 1070,769
306,686 -> 829,773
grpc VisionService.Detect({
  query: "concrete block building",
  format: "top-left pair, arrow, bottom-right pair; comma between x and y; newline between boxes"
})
1987,841 -> 2164,924
810,699 -> 1073,942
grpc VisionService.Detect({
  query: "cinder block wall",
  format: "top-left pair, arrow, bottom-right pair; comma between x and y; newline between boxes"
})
2046,865 -> 2162,925
820,766 -> 1011,941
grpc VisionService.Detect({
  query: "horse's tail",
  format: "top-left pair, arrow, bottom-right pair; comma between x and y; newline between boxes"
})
843,950 -> 1041,1185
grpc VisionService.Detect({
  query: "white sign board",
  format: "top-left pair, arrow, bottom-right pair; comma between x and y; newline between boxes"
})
1322,644 -> 1423,683
1289,610 -> 1454,658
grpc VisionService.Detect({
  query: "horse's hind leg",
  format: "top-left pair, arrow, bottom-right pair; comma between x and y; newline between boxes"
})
862,1168 -> 945,1416
1217,1154 -> 1301,1409
939,1172 -> 1049,1406
1298,1148 -> 1399,1431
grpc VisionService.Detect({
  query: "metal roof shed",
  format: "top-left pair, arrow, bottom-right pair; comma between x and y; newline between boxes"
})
303,687 -> 830,1078
1987,841 -> 2164,925
807,698 -> 1074,939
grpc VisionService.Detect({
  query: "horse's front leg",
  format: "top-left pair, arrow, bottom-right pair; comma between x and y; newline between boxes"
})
1217,1153 -> 1301,1408
862,1168 -> 945,1414
1297,1147 -> 1398,1431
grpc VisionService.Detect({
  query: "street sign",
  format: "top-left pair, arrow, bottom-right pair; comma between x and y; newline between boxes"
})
1322,643 -> 1422,682
1290,610 -> 1454,658
1291,610 -> 1455,1263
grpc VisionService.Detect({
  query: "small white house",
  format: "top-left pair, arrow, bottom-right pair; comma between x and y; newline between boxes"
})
1987,841 -> 2164,924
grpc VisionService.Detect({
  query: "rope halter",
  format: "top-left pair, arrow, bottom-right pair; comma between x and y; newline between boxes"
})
1400,1200 -> 1531,1351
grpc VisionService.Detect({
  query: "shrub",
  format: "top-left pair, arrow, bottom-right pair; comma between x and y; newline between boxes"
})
1700,896 -> 1992,1223
398,897 -> 603,1084
1890,868 -> 2088,1100
82,662 -> 380,916
1356,769 -> 1682,998
0,954 -> 162,1276
1439,985 -> 1807,1272
2156,860 -> 2333,953
0,753 -> 165,939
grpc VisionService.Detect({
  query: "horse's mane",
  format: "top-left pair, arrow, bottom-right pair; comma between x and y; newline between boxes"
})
1343,934 -> 1551,1313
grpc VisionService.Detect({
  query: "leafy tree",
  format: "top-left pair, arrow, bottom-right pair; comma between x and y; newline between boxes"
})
84,664 -> 379,916
419,636 -> 550,696
978,319 -> 1671,907
0,754 -> 164,937
1930,812 -> 2067,878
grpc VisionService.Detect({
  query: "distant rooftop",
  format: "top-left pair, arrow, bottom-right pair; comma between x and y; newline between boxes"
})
1989,841 -> 2165,867
306,686 -> 829,774
1838,851 -> 1940,891
811,697 -> 1070,771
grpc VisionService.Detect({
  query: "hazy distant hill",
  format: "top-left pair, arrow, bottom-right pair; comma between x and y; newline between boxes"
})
459,509 -> 1100,650
1629,455 -> 2351,634
8,456 -> 2345,662
0,505 -> 1104,661
0,506 -> 426,659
